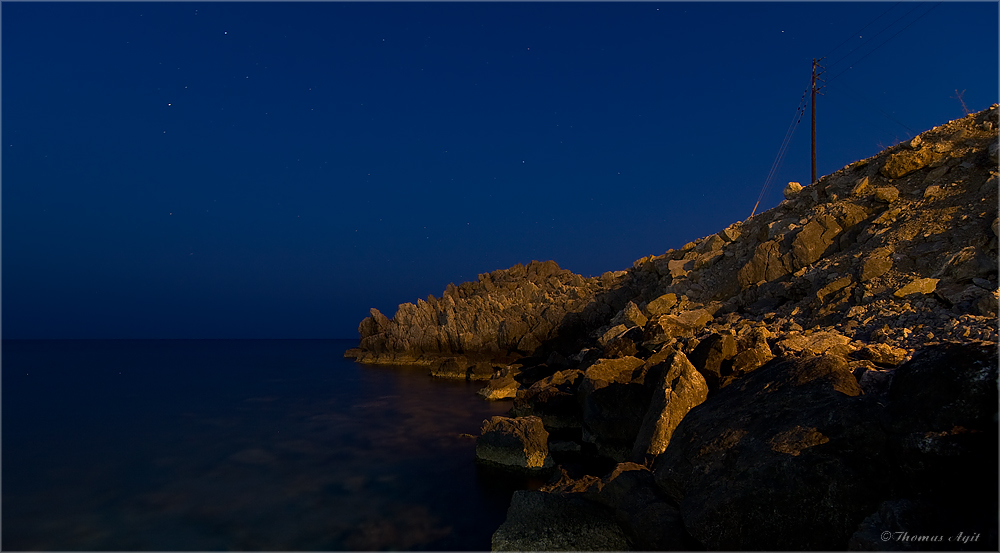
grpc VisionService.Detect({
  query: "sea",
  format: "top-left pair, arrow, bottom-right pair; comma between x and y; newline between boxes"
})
2,339 -> 543,551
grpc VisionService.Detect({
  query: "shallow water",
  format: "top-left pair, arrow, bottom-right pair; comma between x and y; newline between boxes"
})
2,339 -> 533,550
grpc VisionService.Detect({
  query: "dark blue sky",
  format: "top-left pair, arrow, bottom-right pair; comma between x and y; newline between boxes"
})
3,2 -> 997,339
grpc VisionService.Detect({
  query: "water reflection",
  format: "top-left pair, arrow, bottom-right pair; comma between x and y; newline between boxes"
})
3,340 -> 518,550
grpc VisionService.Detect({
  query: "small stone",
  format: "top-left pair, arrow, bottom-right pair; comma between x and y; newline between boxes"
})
783,181 -> 803,199
874,186 -> 899,203
922,184 -> 943,199
989,142 -> 998,164
908,136 -> 922,149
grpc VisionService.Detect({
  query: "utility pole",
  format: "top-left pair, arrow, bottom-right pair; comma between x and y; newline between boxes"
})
811,58 -> 824,184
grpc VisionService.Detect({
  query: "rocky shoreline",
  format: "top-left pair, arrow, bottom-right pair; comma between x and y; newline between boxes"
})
347,105 -> 999,550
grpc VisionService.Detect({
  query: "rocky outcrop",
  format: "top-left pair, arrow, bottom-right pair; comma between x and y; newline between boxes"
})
653,354 -> 891,550
491,490 -> 629,551
475,416 -> 554,472
349,105 -> 1000,550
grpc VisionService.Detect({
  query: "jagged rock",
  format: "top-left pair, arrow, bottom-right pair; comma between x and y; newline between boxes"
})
935,246 -> 997,282
645,293 -> 678,316
738,239 -> 794,288
718,224 -> 741,242
854,343 -> 909,366
610,301 -> 647,329
922,184 -> 943,199
491,491 -> 628,551
881,147 -> 938,178
791,213 -> 844,269
597,324 -> 628,347
653,355 -> 891,550
784,181 -> 803,199
860,247 -> 893,281
579,357 -> 645,393
816,275 -> 854,304
694,234 -> 725,254
893,277 -> 939,297
907,136 -> 922,149
578,357 -> 649,460
631,349 -> 708,462
726,329 -> 774,385
874,186 -> 899,203
667,258 -> 693,279
643,309 -> 712,341
478,372 -> 520,400
775,330 -> 855,357
512,369 -> 583,429
476,416 -> 554,471
851,176 -> 872,196
603,326 -> 642,359
355,260 -> 605,364
688,332 -> 737,391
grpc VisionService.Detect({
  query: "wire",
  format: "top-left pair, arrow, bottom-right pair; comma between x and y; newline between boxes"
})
827,80 -> 919,135
826,3 -> 941,85
750,83 -> 810,218
824,3 -> 923,74
819,2 -> 901,63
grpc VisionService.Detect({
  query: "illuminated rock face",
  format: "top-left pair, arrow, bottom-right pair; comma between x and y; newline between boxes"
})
475,415 -> 553,471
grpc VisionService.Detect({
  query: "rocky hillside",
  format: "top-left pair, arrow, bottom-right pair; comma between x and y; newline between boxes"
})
350,105 -> 997,372
348,105 -> 999,550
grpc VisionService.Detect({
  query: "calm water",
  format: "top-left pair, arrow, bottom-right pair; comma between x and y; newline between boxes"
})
2,339 -> 535,550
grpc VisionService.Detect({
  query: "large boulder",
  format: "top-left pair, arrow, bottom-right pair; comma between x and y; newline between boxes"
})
511,369 -> 583,430
737,239 -> 794,288
687,332 -> 737,391
791,213 -> 844,268
880,147 -> 939,179
476,416 -> 554,472
491,490 -> 629,551
631,349 -> 709,462
883,343 -> 998,502
577,357 -> 649,461
653,354 -> 891,550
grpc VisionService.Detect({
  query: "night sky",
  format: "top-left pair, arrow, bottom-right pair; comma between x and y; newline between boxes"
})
3,2 -> 997,340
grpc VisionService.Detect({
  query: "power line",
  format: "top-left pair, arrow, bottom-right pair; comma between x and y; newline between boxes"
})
824,3 -> 923,74
826,3 -> 941,85
819,2 -> 901,63
750,83 -> 810,218
827,80 -> 919,135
